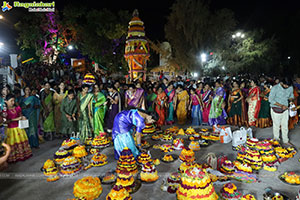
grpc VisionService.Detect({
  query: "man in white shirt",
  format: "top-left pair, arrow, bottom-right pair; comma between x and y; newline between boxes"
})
269,78 -> 294,147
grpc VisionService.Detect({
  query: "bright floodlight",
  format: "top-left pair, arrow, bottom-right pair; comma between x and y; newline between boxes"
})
241,34 -> 245,38
0,42 -> 4,46
0,15 -> 3,20
236,32 -> 241,37
194,72 -> 198,77
232,35 -> 236,39
68,45 -> 73,50
201,53 -> 207,62
288,56 -> 291,60
222,66 -> 225,70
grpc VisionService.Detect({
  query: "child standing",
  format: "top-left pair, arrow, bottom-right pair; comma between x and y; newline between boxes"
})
189,88 -> 203,126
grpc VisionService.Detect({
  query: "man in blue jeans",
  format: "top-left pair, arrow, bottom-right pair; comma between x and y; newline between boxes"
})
269,78 -> 294,147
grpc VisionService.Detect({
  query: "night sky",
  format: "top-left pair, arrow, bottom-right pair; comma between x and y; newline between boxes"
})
0,0 -> 299,57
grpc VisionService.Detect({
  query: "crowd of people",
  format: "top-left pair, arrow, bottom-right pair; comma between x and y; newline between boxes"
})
0,63 -> 299,164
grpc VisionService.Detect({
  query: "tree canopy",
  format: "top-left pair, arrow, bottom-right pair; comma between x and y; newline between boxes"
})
165,0 -> 280,76
208,30 -> 279,75
165,0 -> 236,72
14,1 -> 285,76
62,5 -> 131,72
15,6 -> 131,72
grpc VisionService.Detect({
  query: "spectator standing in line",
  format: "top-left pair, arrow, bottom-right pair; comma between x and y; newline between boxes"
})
269,78 -> 294,147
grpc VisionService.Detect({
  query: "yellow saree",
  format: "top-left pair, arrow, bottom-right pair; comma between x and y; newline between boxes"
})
176,90 -> 189,125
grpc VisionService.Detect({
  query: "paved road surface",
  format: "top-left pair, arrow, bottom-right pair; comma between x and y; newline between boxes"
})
0,125 -> 299,200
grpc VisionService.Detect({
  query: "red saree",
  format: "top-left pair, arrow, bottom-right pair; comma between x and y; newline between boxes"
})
248,86 -> 261,126
155,92 -> 167,127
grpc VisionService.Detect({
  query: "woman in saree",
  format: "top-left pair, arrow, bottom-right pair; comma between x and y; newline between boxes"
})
91,84 -> 107,136
201,83 -> 212,124
196,82 -> 204,96
40,82 -> 55,140
209,80 -> 227,126
4,94 -> 32,163
175,84 -> 189,125
155,86 -> 167,127
19,87 -> 39,148
165,83 -> 176,125
77,84 -> 93,142
240,81 -> 249,126
227,81 -> 244,126
189,88 -> 203,126
112,108 -> 157,160
31,88 -> 44,143
257,83 -> 272,128
53,82 -> 68,138
146,86 -> 157,112
125,84 -> 145,109
106,84 -> 121,133
246,79 -> 261,127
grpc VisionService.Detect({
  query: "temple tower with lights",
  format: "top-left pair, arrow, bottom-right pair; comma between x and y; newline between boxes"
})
124,9 -> 150,82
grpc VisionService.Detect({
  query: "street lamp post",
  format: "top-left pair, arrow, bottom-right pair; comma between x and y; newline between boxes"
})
200,53 -> 207,63
67,45 -> 73,50
198,53 -> 207,77
232,31 -> 245,40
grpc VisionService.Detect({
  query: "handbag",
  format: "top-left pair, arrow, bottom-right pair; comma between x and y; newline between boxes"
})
289,103 -> 297,117
232,127 -> 247,147
18,120 -> 29,129
220,127 -> 232,144
272,107 -> 285,114
206,153 -> 217,170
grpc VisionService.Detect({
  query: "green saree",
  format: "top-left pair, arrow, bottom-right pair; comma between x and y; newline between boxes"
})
146,93 -> 157,112
43,92 -> 55,133
78,93 -> 93,142
20,96 -> 39,148
91,92 -> 107,136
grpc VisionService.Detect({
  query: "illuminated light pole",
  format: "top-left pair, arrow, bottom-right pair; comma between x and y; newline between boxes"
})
232,31 -> 245,39
200,53 -> 207,63
67,45 -> 73,50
